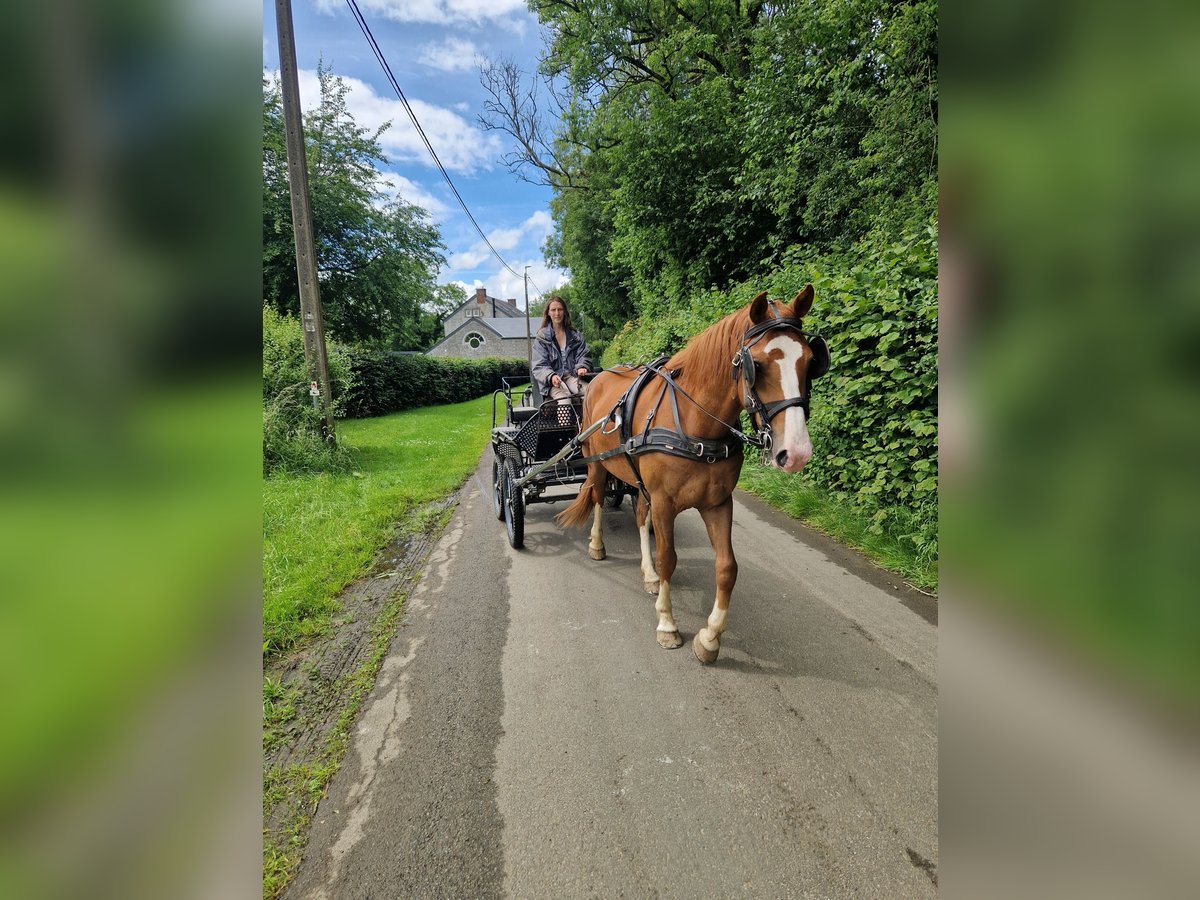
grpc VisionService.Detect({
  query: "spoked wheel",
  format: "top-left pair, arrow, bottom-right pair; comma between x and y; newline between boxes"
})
503,458 -> 525,549
605,490 -> 624,509
491,453 -> 506,520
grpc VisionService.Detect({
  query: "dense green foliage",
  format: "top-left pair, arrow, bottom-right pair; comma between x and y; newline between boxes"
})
263,307 -> 355,475
263,68 -> 454,350
262,307 -> 354,411
342,352 -> 530,419
606,222 -> 938,561
503,0 -> 936,335
478,0 -> 938,562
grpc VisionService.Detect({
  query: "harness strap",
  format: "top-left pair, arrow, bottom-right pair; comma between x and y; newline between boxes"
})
630,381 -> 670,503
577,430 -> 741,466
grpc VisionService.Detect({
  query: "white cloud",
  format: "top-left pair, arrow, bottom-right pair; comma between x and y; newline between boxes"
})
314,0 -> 529,32
373,172 -> 451,220
289,67 -> 501,174
447,210 -> 555,269
417,37 -> 481,73
477,262 -> 568,308
447,247 -> 491,270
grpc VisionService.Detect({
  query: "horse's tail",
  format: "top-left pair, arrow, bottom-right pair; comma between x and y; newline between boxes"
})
556,466 -> 606,529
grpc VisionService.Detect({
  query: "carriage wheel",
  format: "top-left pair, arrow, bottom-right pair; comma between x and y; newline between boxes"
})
491,453 -> 506,520
503,459 -> 525,549
605,490 -> 623,510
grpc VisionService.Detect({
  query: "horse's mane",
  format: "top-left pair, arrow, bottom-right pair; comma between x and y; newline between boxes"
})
666,305 -> 753,393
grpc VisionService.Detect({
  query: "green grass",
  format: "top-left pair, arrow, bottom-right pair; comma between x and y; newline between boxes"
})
263,394 -> 496,660
739,463 -> 938,595
262,397 -> 490,898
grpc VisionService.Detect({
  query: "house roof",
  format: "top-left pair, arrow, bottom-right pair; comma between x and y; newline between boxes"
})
449,292 -> 524,319
427,316 -> 537,355
486,318 -> 540,339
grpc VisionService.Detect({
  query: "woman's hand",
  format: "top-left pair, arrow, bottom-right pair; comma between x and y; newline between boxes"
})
551,374 -> 562,387
576,367 -> 587,377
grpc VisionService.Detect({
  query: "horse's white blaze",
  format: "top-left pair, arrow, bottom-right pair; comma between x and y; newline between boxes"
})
765,334 -> 814,472
698,605 -> 728,651
639,522 -> 657,584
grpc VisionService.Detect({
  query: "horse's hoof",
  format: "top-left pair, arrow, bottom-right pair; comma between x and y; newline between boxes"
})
644,579 -> 660,595
588,546 -> 606,561
692,633 -> 719,665
657,630 -> 684,650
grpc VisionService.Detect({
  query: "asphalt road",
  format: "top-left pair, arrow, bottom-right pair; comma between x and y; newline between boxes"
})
285,450 -> 938,899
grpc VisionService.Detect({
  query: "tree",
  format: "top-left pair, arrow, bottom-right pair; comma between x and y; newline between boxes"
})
412,282 -> 467,349
263,67 -> 448,349
481,0 -> 936,327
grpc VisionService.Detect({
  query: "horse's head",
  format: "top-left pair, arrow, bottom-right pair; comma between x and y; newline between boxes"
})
734,285 -> 830,473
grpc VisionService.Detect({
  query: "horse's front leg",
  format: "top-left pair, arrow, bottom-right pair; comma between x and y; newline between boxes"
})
636,493 -> 659,595
650,500 -> 683,649
693,499 -> 737,665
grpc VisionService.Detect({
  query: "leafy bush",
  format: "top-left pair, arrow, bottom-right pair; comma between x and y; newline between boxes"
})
263,306 -> 354,411
263,390 -> 355,475
342,352 -> 531,419
604,220 -> 938,563
775,222 -> 938,563
263,307 -> 355,475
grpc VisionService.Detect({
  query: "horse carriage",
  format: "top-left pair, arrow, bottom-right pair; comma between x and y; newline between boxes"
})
491,288 -> 830,665
490,372 -> 635,549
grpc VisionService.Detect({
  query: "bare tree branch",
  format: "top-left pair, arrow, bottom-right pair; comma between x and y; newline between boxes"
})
477,57 -> 589,191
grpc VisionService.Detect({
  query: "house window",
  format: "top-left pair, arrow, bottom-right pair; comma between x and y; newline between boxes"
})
464,331 -> 484,349
466,307 -> 481,317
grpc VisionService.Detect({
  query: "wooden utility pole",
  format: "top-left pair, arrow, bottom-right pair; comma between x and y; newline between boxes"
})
274,0 -> 335,441
524,267 -> 533,368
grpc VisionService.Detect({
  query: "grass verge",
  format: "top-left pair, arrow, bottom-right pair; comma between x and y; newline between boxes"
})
261,527 -> 451,899
739,463 -> 938,595
262,396 -> 493,898
263,394 -> 495,660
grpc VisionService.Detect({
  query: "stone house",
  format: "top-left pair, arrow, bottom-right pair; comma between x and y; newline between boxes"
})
427,286 -> 539,361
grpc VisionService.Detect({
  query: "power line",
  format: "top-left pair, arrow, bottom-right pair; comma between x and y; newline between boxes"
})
343,0 -> 530,286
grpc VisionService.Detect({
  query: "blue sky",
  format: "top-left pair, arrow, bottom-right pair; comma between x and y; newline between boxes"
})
263,0 -> 567,307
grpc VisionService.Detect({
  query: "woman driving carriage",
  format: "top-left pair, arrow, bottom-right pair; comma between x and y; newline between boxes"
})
532,295 -> 592,400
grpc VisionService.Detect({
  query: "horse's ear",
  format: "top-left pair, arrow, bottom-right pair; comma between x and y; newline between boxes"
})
749,291 -> 770,323
790,284 -> 814,319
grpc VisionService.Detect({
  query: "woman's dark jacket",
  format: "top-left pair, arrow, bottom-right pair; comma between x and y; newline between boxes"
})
531,325 -> 592,391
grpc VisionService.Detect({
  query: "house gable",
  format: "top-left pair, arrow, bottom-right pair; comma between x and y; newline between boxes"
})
442,286 -> 524,336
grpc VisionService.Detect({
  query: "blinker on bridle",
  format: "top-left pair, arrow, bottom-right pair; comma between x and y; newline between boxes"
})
731,308 -> 829,449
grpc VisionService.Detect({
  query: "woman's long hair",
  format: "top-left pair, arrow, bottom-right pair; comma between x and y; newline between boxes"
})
538,295 -> 576,334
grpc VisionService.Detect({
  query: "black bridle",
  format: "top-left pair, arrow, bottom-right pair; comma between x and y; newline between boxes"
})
731,314 -> 828,451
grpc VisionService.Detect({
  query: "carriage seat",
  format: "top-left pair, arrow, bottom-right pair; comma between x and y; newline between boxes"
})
509,370 -> 543,424
511,404 -> 539,425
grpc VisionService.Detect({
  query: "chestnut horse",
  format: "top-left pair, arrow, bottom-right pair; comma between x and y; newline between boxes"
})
556,287 -> 829,664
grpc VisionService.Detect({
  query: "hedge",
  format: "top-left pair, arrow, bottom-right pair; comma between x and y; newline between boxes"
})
342,352 -> 532,419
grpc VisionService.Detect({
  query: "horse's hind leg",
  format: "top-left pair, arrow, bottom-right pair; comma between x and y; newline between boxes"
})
693,498 -> 737,665
587,467 -> 609,560
588,501 -> 606,560
650,499 -> 684,649
636,493 -> 659,594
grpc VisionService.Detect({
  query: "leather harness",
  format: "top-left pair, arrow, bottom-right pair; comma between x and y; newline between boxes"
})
576,307 -> 817,502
